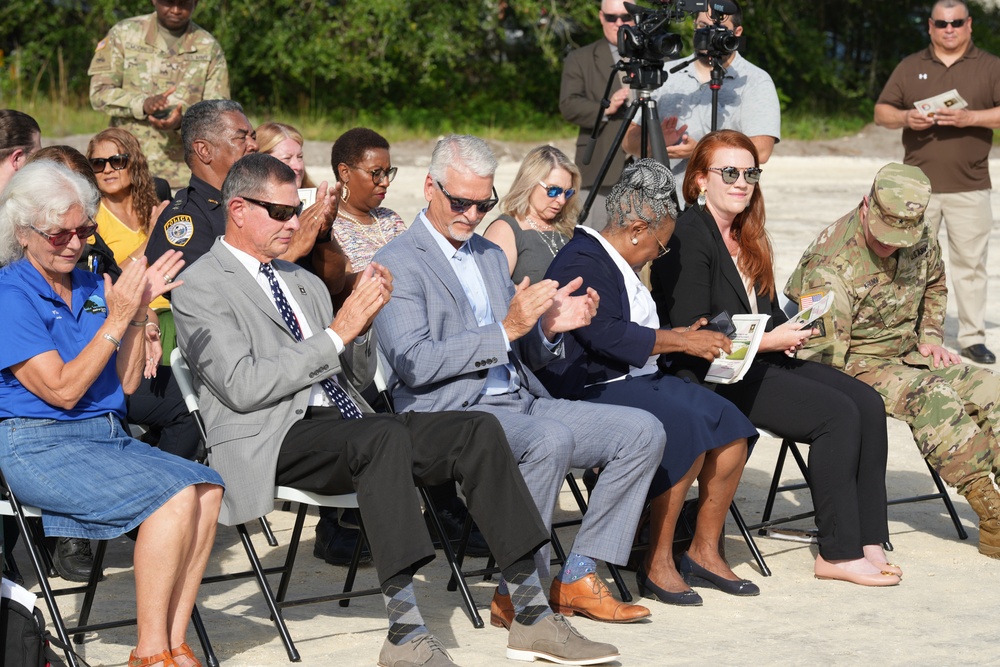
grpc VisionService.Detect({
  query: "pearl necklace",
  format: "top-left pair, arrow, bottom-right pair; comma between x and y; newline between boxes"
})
524,216 -> 563,257
339,209 -> 389,247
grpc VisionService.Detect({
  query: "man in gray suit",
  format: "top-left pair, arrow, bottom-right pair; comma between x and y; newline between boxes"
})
173,153 -> 620,667
373,135 -> 665,626
559,0 -> 635,228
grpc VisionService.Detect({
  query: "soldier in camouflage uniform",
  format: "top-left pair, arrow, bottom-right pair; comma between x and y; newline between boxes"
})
786,163 -> 1000,559
88,0 -> 229,188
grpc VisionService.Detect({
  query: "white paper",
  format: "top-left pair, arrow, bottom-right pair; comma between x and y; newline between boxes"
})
914,89 -> 968,117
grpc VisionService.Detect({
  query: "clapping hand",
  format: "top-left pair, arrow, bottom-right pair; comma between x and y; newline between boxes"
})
540,277 -> 599,340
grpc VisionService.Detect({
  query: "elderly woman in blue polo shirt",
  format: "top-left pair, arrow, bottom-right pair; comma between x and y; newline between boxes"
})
0,161 -> 224,667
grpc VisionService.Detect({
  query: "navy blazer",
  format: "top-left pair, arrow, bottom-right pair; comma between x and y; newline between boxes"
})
536,229 -> 656,400
650,205 -> 787,381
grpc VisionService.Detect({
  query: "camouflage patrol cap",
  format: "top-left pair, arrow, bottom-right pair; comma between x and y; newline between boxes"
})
867,163 -> 931,248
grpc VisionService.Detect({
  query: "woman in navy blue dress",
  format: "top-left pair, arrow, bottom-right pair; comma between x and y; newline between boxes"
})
538,159 -> 759,606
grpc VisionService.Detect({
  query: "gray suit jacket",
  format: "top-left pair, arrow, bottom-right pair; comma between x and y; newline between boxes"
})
559,38 -> 631,189
172,239 -> 375,525
372,216 -> 557,413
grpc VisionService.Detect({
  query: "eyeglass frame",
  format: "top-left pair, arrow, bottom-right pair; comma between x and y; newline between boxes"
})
707,166 -> 762,185
89,153 -> 130,173
538,181 -> 576,200
352,165 -> 398,185
435,180 -> 499,214
930,17 -> 967,28
647,228 -> 671,258
30,221 -> 99,247
241,196 -> 304,222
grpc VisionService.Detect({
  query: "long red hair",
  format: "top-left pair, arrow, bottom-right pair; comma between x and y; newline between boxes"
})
682,130 -> 775,298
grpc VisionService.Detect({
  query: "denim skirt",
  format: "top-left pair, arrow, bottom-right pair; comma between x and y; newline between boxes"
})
0,414 -> 223,539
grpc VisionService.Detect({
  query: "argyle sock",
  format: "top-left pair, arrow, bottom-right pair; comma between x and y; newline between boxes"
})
381,572 -> 427,645
556,552 -> 597,583
497,577 -> 509,596
501,556 -> 553,626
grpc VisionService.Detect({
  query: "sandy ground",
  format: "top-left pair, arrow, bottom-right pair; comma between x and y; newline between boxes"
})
15,126 -> 1000,666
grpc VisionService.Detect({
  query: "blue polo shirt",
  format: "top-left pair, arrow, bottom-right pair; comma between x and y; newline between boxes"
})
0,259 -> 127,420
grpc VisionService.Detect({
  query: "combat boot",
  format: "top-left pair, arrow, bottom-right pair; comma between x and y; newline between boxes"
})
961,476 -> 1000,559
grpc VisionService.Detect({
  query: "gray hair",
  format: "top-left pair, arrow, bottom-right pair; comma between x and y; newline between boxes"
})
0,160 -> 99,266
606,158 -> 677,229
182,99 -> 246,164
222,153 -> 297,208
428,135 -> 498,185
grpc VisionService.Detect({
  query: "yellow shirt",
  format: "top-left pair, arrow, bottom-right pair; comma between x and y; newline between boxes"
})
94,202 -> 170,310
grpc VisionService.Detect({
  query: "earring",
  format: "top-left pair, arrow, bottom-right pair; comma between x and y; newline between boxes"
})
697,187 -> 707,207
342,184 -> 351,203
631,237 -> 639,245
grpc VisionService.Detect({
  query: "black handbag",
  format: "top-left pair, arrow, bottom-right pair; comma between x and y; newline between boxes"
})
1,592 -> 48,667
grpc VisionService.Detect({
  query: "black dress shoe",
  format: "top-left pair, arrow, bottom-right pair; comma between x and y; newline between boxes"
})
679,552 -> 759,596
424,499 -> 490,557
635,564 -> 702,606
52,537 -> 103,583
313,516 -> 372,567
961,344 -> 996,364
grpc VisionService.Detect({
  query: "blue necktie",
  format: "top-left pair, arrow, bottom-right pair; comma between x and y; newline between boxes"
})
260,263 -> 363,420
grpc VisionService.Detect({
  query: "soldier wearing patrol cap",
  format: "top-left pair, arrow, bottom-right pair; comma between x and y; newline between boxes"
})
88,0 -> 230,188
786,162 -> 1000,560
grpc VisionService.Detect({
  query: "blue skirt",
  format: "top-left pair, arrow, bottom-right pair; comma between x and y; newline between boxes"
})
0,414 -> 223,539
582,372 -> 757,497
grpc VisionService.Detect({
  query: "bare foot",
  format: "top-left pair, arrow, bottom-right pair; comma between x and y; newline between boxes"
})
821,556 -> 883,575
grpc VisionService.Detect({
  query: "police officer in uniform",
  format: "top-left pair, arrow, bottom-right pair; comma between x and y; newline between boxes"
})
786,163 -> 1000,560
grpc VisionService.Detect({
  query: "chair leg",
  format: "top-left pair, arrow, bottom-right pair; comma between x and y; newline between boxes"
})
236,523 -> 300,662
339,513 -> 368,608
191,605 -> 219,667
927,461 -> 969,540
730,502 -> 771,577
260,516 -> 279,547
421,489 -> 484,629
72,539 -> 108,644
275,504 -> 309,604
446,513 -> 474,593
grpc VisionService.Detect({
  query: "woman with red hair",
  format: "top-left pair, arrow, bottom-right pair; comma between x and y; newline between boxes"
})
652,130 -> 899,587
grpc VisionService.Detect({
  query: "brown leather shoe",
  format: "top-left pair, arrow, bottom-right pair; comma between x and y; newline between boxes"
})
490,589 -> 515,629
549,573 -> 650,623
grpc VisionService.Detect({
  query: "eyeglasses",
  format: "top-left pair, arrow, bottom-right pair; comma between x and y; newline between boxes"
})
89,153 -> 130,173
602,12 -> 633,23
538,181 -> 576,200
707,166 -> 762,185
241,196 -> 304,222
436,181 -> 499,214
648,228 -> 670,258
931,17 -> 967,28
31,221 -> 98,247
354,165 -> 398,185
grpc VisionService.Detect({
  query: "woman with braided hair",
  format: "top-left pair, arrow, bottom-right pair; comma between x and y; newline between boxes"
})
537,158 -> 759,607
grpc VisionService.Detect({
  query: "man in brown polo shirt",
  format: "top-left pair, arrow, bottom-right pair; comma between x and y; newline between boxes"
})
874,0 -> 1000,365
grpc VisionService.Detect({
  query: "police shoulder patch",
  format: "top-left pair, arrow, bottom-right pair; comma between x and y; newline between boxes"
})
165,215 -> 195,247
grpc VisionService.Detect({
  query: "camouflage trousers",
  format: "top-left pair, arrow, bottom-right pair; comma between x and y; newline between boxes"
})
850,356 -> 1000,493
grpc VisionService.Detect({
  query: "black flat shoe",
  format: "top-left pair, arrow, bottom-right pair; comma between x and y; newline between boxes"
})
961,344 -> 996,365
679,552 -> 759,596
635,564 -> 703,606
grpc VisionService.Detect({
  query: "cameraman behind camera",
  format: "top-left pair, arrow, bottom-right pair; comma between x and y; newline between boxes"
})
622,1 -> 780,206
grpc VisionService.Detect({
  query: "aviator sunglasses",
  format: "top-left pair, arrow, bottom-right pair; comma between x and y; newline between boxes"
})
707,166 -> 762,185
538,181 -> 576,200
436,181 -> 499,214
89,153 -> 130,173
31,221 -> 99,247
241,196 -> 304,221
931,17 -> 967,28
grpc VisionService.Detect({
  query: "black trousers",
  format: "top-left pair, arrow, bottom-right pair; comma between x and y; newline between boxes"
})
715,354 -> 890,560
127,367 -> 201,460
276,408 -> 548,584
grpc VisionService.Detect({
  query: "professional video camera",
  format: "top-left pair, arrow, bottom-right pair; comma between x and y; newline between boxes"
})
692,5 -> 739,58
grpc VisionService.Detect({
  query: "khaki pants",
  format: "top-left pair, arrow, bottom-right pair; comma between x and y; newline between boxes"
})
924,190 -> 994,349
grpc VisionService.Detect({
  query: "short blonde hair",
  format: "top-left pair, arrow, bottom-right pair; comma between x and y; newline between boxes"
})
256,121 -> 316,188
499,145 -> 581,237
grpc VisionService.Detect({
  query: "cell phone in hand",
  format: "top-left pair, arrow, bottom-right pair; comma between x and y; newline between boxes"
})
702,310 -> 737,339
151,108 -> 173,120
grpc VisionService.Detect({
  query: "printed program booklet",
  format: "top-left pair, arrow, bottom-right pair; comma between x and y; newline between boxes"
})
705,314 -> 770,384
788,291 -> 834,327
914,89 -> 968,117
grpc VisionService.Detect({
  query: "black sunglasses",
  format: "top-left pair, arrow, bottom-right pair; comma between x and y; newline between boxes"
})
242,196 -> 304,222
31,221 -> 98,247
538,181 -> 576,200
602,12 -> 633,23
89,153 -> 130,173
436,181 -> 499,214
707,166 -> 762,185
353,165 -> 398,185
931,17 -> 967,28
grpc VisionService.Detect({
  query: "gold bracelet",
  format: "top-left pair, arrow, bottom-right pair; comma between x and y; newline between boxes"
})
129,314 -> 149,327
103,333 -> 121,350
